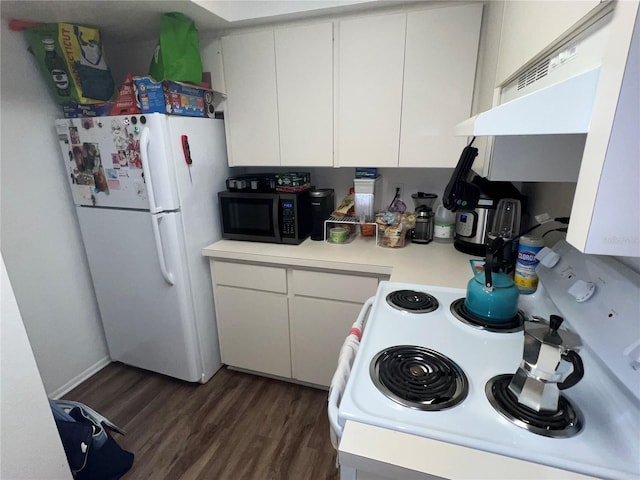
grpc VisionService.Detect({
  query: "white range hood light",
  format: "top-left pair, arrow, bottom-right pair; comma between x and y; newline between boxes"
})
455,67 -> 601,137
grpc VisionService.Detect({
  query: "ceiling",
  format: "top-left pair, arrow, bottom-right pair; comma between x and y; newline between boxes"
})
0,0 -> 407,43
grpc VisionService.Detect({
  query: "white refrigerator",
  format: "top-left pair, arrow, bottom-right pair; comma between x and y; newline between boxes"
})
55,113 -> 229,383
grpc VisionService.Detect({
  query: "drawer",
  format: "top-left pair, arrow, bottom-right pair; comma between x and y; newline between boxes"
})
212,261 -> 287,294
292,269 -> 379,303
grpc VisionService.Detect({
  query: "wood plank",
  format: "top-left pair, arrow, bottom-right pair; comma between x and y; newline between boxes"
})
63,363 -> 338,479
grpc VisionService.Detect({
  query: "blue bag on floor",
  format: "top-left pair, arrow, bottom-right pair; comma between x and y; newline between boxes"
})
50,400 -> 134,479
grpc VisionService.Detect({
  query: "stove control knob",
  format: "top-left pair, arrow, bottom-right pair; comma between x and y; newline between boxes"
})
536,247 -> 560,268
568,280 -> 596,302
624,340 -> 640,370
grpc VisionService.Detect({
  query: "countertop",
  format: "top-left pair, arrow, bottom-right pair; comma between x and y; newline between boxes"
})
202,237 -> 475,288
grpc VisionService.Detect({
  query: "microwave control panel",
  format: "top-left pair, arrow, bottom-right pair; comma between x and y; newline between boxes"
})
280,199 -> 296,237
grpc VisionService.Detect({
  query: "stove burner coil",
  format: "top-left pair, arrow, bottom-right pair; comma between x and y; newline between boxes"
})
386,290 -> 439,314
370,346 -> 468,411
450,298 -> 524,333
485,375 -> 583,438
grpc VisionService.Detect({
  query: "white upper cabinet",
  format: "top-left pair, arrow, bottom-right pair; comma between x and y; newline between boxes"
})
221,22 -> 333,167
275,22 -> 334,167
399,4 -> 483,168
221,5 -> 482,168
221,30 -> 280,167
335,12 -> 406,167
336,5 -> 482,168
496,1 -> 601,85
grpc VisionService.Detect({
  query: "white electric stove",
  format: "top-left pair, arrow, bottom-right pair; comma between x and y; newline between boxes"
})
329,240 -> 640,479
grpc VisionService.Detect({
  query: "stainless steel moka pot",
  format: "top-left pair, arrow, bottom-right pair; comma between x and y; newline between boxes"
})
508,315 -> 584,412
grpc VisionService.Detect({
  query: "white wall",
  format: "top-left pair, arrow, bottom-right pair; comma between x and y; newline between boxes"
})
520,181 -> 577,246
1,255 -> 72,479
0,22 -> 110,396
104,38 -> 157,83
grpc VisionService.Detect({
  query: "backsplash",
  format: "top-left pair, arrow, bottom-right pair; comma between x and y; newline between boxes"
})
520,182 -> 576,246
235,167 -> 456,211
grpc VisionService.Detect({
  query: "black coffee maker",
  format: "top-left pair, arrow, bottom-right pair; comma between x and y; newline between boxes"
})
310,189 -> 335,241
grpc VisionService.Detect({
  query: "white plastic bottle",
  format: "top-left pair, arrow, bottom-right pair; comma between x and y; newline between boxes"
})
434,204 -> 456,243
514,235 -> 545,293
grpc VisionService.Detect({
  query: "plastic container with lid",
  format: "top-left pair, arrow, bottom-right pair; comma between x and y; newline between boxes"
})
329,227 -> 348,243
354,176 -> 382,222
514,235 -> 545,294
434,204 -> 456,243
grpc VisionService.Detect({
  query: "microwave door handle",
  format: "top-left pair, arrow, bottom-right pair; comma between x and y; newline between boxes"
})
139,127 -> 160,214
273,198 -> 282,242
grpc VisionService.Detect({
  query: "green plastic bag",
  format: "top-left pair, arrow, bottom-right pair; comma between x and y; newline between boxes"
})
149,12 -> 203,85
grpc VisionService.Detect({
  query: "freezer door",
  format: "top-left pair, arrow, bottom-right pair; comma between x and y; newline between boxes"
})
55,116 -> 151,209
139,114 -> 180,213
76,206 -> 215,382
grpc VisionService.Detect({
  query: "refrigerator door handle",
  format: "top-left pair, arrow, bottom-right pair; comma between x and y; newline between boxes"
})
152,214 -> 175,285
140,127 -> 161,214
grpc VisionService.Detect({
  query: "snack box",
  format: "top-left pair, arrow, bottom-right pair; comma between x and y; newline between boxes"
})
62,101 -> 115,118
133,77 -> 216,118
355,167 -> 378,178
276,172 -> 311,187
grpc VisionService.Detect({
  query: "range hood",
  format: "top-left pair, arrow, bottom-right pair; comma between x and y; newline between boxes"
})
457,8 -> 612,138
455,67 -> 600,136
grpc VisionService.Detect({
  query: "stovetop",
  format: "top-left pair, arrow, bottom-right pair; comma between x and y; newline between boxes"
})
338,241 -> 640,479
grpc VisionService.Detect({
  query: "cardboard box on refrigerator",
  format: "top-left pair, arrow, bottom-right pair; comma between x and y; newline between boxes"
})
133,76 -> 217,118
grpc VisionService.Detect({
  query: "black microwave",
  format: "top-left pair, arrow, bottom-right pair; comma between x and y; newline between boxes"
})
218,190 -> 312,244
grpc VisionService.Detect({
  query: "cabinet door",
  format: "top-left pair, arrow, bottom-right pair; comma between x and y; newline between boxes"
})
276,22 -> 334,167
290,296 -> 364,387
399,4 -> 482,168
336,12 -> 406,167
221,31 -> 280,166
214,285 -> 291,378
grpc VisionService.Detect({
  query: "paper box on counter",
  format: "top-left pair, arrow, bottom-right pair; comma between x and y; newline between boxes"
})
355,168 -> 378,178
133,77 -> 217,118
275,172 -> 311,191
276,172 -> 311,187
24,23 -> 116,105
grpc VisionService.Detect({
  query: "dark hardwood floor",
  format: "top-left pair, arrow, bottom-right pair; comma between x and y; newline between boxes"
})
63,363 -> 339,479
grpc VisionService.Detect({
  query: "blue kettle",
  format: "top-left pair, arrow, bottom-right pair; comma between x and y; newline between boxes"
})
464,238 -> 520,322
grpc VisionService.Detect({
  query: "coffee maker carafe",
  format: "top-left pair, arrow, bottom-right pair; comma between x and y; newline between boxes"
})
411,193 -> 437,244
508,315 -> 584,412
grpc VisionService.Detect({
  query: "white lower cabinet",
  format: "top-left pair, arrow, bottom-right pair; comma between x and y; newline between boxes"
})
210,260 -> 385,387
215,285 -> 291,378
290,269 -> 379,386
212,262 -> 291,378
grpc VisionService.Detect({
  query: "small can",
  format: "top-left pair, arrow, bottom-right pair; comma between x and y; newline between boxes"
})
514,235 -> 545,294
